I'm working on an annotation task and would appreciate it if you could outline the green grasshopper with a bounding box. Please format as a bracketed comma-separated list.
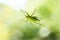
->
[20, 9, 42, 25]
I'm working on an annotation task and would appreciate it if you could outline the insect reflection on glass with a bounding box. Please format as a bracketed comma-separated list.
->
[20, 9, 42, 25]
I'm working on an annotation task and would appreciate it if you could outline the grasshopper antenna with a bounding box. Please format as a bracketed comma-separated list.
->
[31, 8, 36, 16]
[20, 9, 29, 16]
[20, 9, 26, 16]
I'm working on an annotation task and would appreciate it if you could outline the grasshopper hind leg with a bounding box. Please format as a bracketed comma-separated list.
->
[34, 21, 44, 26]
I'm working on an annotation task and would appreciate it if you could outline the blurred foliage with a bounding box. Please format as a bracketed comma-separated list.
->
[0, 0, 60, 40]
[20, 21, 40, 40]
[0, 4, 18, 40]
[9, 21, 40, 40]
[44, 32, 58, 40]
[21, 26, 39, 40]
[38, 5, 52, 18]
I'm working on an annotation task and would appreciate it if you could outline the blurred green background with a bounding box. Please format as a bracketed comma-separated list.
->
[0, 0, 60, 40]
